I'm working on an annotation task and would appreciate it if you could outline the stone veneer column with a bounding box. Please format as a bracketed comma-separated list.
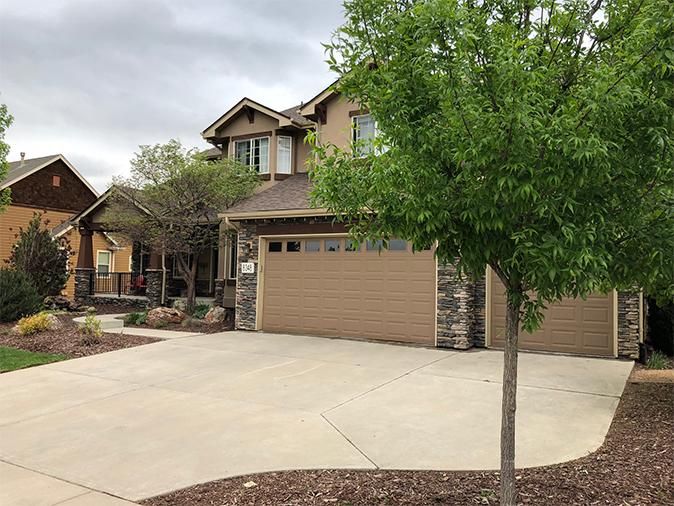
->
[74, 268, 94, 301]
[617, 292, 641, 359]
[471, 275, 486, 347]
[145, 269, 165, 308]
[436, 263, 474, 349]
[214, 279, 225, 307]
[235, 222, 259, 330]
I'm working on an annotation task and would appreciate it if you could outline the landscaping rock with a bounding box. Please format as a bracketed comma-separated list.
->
[44, 295, 81, 312]
[172, 299, 187, 312]
[147, 307, 186, 326]
[204, 306, 226, 324]
[45, 313, 63, 330]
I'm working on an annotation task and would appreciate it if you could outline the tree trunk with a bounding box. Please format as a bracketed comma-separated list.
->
[185, 259, 198, 314]
[500, 295, 521, 506]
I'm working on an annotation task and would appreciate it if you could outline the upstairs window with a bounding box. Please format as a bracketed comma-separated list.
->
[352, 114, 377, 156]
[277, 136, 292, 174]
[52, 175, 61, 187]
[234, 137, 269, 174]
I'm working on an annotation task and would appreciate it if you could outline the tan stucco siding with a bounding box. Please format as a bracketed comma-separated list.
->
[294, 132, 312, 173]
[318, 96, 361, 150]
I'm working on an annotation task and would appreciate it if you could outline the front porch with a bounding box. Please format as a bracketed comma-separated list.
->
[69, 193, 237, 309]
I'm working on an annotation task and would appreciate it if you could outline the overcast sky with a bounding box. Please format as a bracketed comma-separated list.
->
[0, 0, 344, 192]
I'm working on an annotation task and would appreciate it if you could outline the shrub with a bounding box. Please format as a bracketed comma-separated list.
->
[8, 213, 72, 297]
[646, 350, 671, 370]
[79, 314, 103, 345]
[17, 312, 54, 335]
[124, 311, 147, 325]
[192, 304, 211, 319]
[0, 269, 42, 322]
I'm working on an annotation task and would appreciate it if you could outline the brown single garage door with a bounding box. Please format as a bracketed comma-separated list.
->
[489, 270, 614, 356]
[261, 236, 436, 345]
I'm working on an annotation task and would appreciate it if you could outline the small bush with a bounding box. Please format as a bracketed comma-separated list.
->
[17, 312, 53, 335]
[152, 319, 168, 329]
[192, 304, 211, 319]
[124, 311, 148, 325]
[0, 269, 42, 322]
[79, 314, 103, 345]
[646, 350, 671, 370]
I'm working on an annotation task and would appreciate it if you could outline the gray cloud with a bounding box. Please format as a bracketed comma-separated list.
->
[0, 0, 344, 191]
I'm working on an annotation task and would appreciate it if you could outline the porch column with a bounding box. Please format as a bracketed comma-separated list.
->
[145, 249, 165, 308]
[214, 226, 227, 307]
[74, 227, 94, 300]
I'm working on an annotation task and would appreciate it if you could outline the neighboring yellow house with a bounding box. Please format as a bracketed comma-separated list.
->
[0, 153, 131, 297]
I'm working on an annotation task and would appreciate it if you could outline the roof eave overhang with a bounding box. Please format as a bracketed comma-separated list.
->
[219, 208, 333, 221]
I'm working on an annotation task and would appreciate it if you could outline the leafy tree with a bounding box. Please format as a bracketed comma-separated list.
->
[104, 139, 260, 313]
[311, 0, 674, 503]
[0, 103, 13, 212]
[8, 213, 72, 298]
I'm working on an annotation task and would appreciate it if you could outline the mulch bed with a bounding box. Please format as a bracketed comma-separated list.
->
[0, 313, 159, 359]
[143, 377, 674, 506]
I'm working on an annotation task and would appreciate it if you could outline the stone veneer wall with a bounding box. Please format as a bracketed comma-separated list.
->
[235, 221, 259, 330]
[436, 264, 486, 349]
[617, 292, 641, 359]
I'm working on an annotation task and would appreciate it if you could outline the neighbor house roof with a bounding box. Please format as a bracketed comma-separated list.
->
[202, 98, 314, 139]
[2, 153, 99, 196]
[222, 173, 329, 219]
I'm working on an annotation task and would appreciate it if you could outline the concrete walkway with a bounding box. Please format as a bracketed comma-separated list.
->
[72, 313, 204, 339]
[0, 332, 633, 503]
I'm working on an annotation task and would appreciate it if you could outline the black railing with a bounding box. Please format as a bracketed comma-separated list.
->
[91, 272, 146, 297]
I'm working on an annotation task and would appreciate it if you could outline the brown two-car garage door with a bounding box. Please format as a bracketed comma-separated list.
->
[261, 236, 436, 345]
[489, 269, 615, 356]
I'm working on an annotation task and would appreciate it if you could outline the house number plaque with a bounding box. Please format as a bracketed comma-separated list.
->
[240, 262, 255, 274]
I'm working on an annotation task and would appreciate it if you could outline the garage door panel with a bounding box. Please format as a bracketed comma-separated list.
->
[262, 237, 435, 345]
[489, 270, 613, 356]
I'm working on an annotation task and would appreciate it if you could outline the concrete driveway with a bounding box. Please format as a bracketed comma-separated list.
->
[0, 332, 632, 504]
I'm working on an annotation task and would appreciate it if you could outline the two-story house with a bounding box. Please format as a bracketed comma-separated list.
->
[198, 81, 644, 360]
[1, 153, 131, 297]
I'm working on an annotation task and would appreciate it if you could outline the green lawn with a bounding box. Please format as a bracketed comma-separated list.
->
[0, 346, 67, 373]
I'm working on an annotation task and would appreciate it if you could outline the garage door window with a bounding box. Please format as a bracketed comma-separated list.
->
[367, 239, 383, 251]
[305, 240, 321, 252]
[345, 239, 360, 252]
[325, 239, 341, 252]
[268, 241, 282, 252]
[286, 241, 301, 252]
[388, 239, 407, 251]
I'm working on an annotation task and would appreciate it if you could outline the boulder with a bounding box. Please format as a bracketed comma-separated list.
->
[147, 307, 186, 326]
[172, 299, 187, 312]
[45, 313, 63, 330]
[204, 306, 226, 324]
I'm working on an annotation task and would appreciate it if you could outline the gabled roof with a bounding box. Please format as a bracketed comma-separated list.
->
[202, 97, 313, 139]
[2, 153, 99, 196]
[298, 79, 340, 120]
[51, 187, 116, 238]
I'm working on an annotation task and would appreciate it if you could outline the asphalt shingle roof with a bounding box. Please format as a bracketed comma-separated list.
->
[225, 173, 314, 214]
[3, 154, 59, 186]
[280, 105, 314, 127]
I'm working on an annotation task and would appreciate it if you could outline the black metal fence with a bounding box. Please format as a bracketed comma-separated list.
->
[90, 272, 146, 297]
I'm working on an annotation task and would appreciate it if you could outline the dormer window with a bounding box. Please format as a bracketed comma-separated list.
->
[352, 114, 376, 156]
[234, 136, 269, 174]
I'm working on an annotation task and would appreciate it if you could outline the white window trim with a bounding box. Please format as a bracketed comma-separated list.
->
[352, 113, 378, 156]
[276, 135, 293, 174]
[96, 250, 113, 273]
[233, 136, 271, 174]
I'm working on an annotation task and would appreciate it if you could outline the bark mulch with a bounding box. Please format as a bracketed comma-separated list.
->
[0, 313, 159, 359]
[124, 319, 233, 334]
[143, 378, 674, 506]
